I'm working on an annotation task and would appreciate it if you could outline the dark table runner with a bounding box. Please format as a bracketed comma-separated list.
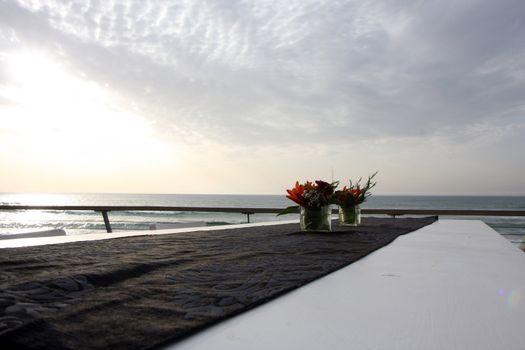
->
[0, 217, 436, 350]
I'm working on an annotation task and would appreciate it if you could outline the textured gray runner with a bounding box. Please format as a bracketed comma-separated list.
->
[0, 216, 436, 350]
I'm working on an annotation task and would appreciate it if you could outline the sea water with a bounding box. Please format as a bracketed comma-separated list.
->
[0, 193, 524, 247]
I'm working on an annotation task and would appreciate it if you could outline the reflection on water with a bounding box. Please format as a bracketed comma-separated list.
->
[0, 193, 72, 206]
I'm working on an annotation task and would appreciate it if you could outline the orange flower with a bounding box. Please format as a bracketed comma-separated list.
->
[283, 180, 337, 210]
[286, 181, 307, 206]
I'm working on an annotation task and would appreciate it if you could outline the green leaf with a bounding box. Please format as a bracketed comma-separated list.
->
[277, 205, 300, 216]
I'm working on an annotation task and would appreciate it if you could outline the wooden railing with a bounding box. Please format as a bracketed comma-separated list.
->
[1, 205, 524, 233]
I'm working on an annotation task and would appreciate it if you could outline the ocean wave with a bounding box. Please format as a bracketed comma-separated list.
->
[207, 221, 236, 226]
[63, 210, 100, 216]
[118, 210, 189, 217]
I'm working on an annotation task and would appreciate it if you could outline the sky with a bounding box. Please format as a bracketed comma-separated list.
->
[0, 0, 524, 195]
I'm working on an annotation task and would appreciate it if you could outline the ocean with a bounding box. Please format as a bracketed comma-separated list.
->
[0, 193, 524, 248]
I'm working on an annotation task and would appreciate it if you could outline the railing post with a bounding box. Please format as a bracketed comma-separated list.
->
[242, 212, 254, 223]
[96, 210, 112, 233]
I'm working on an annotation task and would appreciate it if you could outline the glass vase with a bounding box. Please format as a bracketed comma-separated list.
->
[300, 206, 331, 232]
[338, 205, 361, 226]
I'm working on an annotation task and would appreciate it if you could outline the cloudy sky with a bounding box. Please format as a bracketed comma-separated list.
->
[0, 0, 524, 195]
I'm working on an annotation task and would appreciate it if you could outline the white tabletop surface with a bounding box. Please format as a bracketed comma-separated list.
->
[162, 219, 525, 350]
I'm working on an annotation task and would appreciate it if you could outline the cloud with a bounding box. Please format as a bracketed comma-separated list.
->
[1, 0, 524, 150]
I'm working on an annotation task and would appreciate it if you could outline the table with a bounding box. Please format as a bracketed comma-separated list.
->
[2, 219, 523, 350]
[165, 220, 525, 350]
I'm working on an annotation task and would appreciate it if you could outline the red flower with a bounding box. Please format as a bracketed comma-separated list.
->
[350, 188, 362, 199]
[284, 180, 337, 209]
[286, 181, 307, 206]
[315, 180, 335, 196]
[334, 172, 378, 206]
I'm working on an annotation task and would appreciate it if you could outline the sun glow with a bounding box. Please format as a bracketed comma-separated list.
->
[0, 50, 172, 173]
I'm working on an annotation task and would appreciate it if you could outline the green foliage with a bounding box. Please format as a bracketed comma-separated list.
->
[277, 205, 300, 216]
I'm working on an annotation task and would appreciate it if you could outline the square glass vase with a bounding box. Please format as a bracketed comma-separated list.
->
[300, 206, 331, 232]
[338, 205, 361, 226]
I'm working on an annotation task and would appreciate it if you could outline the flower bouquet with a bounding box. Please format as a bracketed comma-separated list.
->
[332, 171, 378, 226]
[279, 180, 337, 231]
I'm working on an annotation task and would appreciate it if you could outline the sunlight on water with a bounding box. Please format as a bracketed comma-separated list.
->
[1, 193, 72, 206]
[18, 209, 51, 222]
